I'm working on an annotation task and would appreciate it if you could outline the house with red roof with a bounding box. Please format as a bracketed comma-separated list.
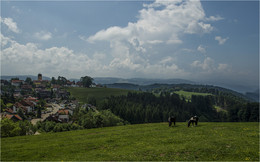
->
[3, 114, 23, 122]
[11, 80, 23, 87]
[20, 99, 35, 113]
[57, 109, 70, 122]
[13, 102, 26, 113]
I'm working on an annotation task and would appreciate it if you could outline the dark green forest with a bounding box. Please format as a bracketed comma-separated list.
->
[100, 92, 259, 124]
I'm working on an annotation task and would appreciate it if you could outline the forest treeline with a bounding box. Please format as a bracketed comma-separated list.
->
[100, 92, 259, 124]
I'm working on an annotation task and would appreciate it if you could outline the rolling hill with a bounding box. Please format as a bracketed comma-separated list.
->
[1, 122, 258, 161]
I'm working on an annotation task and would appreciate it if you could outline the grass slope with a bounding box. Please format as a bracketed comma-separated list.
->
[174, 90, 212, 101]
[1, 122, 259, 161]
[67, 87, 132, 104]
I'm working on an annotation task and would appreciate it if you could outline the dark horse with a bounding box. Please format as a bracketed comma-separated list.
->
[188, 116, 199, 127]
[168, 116, 176, 127]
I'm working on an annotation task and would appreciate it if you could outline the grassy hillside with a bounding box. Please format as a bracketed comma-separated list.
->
[67, 87, 132, 105]
[174, 90, 212, 101]
[1, 122, 259, 161]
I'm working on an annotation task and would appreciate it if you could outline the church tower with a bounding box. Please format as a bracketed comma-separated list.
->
[38, 73, 42, 81]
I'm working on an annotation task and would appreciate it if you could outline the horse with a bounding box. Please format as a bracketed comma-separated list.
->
[168, 116, 176, 127]
[188, 116, 199, 127]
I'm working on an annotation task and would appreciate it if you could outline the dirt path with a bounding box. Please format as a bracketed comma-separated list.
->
[31, 103, 61, 125]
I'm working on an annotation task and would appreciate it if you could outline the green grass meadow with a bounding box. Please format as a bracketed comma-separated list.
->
[174, 90, 212, 101]
[1, 122, 259, 161]
[67, 87, 132, 105]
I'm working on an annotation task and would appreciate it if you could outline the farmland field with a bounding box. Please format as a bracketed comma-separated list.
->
[67, 87, 132, 105]
[1, 122, 259, 161]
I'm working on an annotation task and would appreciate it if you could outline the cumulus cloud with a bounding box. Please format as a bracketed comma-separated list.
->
[83, 0, 224, 78]
[0, 17, 20, 33]
[191, 57, 229, 73]
[87, 0, 218, 46]
[1, 1, 228, 80]
[0, 34, 105, 78]
[215, 36, 229, 45]
[34, 31, 52, 41]
[197, 45, 206, 53]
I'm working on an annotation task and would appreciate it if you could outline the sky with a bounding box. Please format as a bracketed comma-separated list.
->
[1, 0, 259, 91]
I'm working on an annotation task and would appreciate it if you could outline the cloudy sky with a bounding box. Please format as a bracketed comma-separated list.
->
[1, 0, 259, 90]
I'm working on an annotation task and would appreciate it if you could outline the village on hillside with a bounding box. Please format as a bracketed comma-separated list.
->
[0, 74, 97, 125]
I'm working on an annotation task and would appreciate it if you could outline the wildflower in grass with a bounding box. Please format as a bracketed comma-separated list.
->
[245, 157, 250, 161]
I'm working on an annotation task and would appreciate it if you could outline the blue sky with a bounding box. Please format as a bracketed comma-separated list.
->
[1, 0, 259, 91]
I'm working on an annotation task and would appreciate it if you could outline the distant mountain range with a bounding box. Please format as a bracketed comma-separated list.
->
[93, 77, 195, 85]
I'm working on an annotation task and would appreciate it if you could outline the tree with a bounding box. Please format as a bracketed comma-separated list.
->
[37, 106, 42, 118]
[11, 77, 19, 81]
[25, 77, 33, 85]
[57, 76, 67, 85]
[1, 118, 22, 137]
[1, 99, 6, 112]
[51, 77, 56, 84]
[80, 76, 93, 88]
[17, 108, 26, 120]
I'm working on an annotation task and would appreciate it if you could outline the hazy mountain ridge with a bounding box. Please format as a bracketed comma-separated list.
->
[93, 77, 195, 85]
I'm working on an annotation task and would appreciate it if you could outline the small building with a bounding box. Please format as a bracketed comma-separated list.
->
[57, 109, 70, 122]
[3, 114, 23, 122]
[11, 80, 23, 87]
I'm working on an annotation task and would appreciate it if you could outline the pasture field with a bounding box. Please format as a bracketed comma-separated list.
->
[1, 122, 259, 161]
[174, 90, 212, 101]
[67, 87, 132, 105]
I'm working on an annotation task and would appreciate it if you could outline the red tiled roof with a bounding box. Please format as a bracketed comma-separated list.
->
[11, 80, 23, 83]
[26, 97, 39, 102]
[14, 115, 23, 121]
[5, 114, 13, 119]
[14, 102, 24, 108]
[4, 114, 23, 121]
[5, 108, 13, 114]
[58, 109, 69, 115]
[21, 99, 34, 107]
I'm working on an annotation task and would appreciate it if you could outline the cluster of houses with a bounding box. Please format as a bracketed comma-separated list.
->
[45, 101, 78, 123]
[3, 97, 38, 122]
[0, 74, 80, 123]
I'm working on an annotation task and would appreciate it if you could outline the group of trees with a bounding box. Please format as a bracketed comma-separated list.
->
[35, 121, 83, 133]
[99, 92, 216, 124]
[228, 102, 259, 122]
[32, 108, 126, 134]
[51, 76, 68, 85]
[1, 119, 36, 137]
[72, 108, 126, 129]
[50, 75, 93, 87]
[80, 76, 94, 88]
[99, 92, 259, 124]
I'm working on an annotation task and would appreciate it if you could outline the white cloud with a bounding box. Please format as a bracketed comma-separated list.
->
[215, 36, 229, 45]
[191, 57, 215, 72]
[218, 63, 229, 71]
[205, 15, 224, 21]
[1, 1, 228, 81]
[34, 31, 52, 40]
[88, 0, 218, 46]
[0, 35, 103, 78]
[84, 0, 223, 78]
[197, 45, 206, 53]
[79, 35, 88, 42]
[0, 17, 20, 33]
[191, 57, 230, 73]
